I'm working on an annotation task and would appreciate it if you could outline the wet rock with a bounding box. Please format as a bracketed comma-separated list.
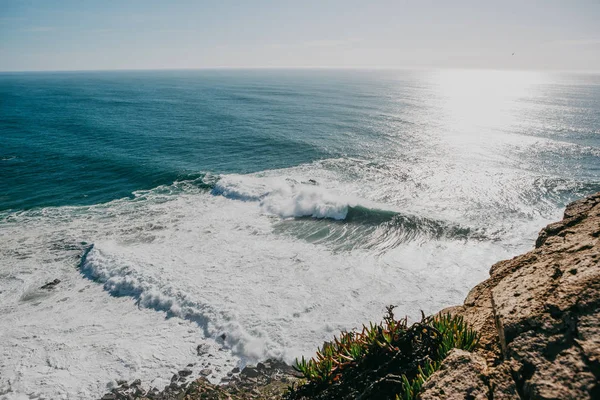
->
[196, 343, 209, 356]
[241, 365, 260, 378]
[40, 279, 60, 290]
[102, 358, 302, 399]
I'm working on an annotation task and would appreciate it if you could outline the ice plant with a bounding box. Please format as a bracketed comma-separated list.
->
[286, 307, 479, 400]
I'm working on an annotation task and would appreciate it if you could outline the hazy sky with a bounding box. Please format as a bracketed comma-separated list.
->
[1, 0, 599, 72]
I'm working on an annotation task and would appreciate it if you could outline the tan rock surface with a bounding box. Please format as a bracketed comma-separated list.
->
[419, 349, 490, 400]
[427, 192, 600, 399]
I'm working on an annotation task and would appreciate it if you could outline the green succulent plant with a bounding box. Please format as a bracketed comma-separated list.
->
[286, 307, 478, 400]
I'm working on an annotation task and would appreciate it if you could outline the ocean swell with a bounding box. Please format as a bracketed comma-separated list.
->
[211, 174, 363, 220]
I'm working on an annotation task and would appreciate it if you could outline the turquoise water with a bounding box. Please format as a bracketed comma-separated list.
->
[3, 69, 597, 212]
[1, 69, 600, 398]
[1, 70, 341, 209]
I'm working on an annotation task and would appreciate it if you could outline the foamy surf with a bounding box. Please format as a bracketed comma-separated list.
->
[0, 165, 541, 399]
[1, 69, 598, 400]
[212, 174, 353, 220]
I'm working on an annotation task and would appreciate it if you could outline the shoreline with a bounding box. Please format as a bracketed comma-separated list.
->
[100, 192, 600, 399]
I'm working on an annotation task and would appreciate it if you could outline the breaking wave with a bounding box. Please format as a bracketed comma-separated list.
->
[78, 244, 281, 362]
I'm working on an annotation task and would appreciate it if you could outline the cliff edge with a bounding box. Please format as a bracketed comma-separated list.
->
[422, 193, 600, 399]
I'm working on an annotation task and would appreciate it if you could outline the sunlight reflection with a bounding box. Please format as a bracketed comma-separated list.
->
[433, 69, 546, 133]
[421, 69, 549, 164]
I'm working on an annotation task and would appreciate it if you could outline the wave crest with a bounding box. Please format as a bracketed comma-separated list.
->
[78, 244, 279, 362]
[212, 175, 352, 219]
[207, 174, 481, 250]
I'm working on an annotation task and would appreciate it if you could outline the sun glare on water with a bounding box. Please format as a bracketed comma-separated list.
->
[433, 69, 545, 133]
[418, 69, 549, 165]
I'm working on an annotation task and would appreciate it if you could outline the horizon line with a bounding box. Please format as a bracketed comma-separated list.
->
[2, 66, 600, 74]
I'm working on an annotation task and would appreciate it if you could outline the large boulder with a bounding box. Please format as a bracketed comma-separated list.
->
[429, 192, 600, 399]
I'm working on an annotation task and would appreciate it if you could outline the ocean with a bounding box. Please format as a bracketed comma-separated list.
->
[1, 69, 599, 399]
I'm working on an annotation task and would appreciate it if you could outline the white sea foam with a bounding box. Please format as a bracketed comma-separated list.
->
[2, 67, 599, 400]
[212, 174, 359, 220]
[0, 157, 572, 399]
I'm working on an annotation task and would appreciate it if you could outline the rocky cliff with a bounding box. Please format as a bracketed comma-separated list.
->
[421, 193, 600, 399]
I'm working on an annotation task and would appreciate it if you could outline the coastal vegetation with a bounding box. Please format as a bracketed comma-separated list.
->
[285, 308, 478, 400]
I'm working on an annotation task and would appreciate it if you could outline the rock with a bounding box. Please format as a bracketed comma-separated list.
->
[100, 394, 116, 400]
[178, 369, 192, 377]
[241, 365, 260, 378]
[102, 358, 301, 400]
[419, 349, 490, 400]
[427, 192, 600, 400]
[232, 366, 240, 373]
[196, 344, 209, 356]
[40, 279, 60, 290]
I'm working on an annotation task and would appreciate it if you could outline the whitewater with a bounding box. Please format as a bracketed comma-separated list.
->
[1, 69, 599, 399]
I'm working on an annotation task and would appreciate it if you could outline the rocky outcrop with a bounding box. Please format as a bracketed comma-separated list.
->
[99, 359, 300, 400]
[423, 192, 600, 399]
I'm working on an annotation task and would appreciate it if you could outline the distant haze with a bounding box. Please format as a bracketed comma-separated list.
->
[1, 0, 599, 72]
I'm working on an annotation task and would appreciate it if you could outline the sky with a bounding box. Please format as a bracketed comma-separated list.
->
[1, 0, 599, 72]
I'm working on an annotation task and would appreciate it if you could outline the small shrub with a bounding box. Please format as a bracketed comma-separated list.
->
[285, 307, 478, 400]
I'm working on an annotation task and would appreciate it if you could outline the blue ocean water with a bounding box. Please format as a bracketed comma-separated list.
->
[1, 69, 599, 398]
[3, 69, 597, 212]
[1, 70, 339, 210]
